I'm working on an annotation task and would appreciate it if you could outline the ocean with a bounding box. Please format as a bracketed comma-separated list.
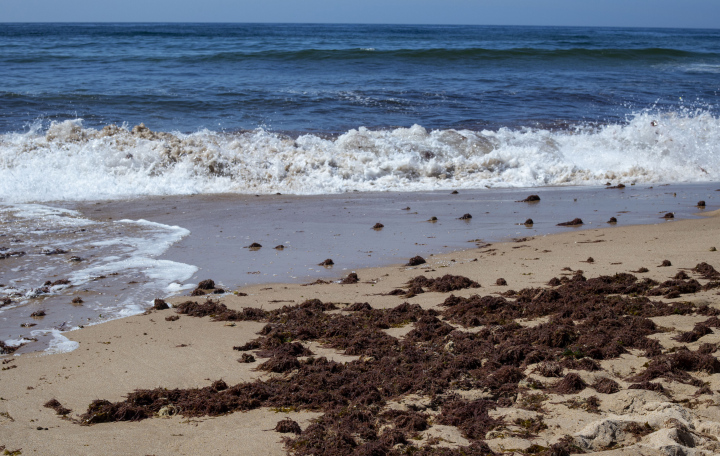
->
[1, 23, 719, 353]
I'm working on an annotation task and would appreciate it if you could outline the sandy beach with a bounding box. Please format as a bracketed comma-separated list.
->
[2, 206, 720, 455]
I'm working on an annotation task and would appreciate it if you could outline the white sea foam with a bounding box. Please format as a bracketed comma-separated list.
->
[30, 329, 79, 354]
[0, 109, 718, 203]
[0, 203, 197, 327]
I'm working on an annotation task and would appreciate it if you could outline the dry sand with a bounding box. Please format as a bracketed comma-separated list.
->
[1, 210, 720, 455]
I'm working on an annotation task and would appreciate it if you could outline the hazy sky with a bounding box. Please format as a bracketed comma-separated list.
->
[2, 0, 719, 28]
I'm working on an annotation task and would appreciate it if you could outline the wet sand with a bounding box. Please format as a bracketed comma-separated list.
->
[65, 183, 718, 288]
[1, 195, 719, 455]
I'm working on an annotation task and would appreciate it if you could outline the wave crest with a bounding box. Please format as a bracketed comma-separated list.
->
[1, 110, 718, 202]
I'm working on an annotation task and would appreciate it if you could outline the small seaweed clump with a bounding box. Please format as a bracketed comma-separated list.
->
[406, 256, 426, 266]
[275, 418, 302, 434]
[341, 273, 359, 284]
[44, 398, 72, 415]
[557, 218, 583, 226]
[406, 274, 480, 293]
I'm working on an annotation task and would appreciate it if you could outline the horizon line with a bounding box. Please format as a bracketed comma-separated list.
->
[1, 22, 718, 31]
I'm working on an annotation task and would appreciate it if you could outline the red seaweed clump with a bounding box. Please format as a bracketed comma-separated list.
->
[406, 256, 426, 266]
[406, 274, 480, 293]
[275, 418, 302, 434]
[340, 273, 359, 284]
[557, 218, 583, 226]
[553, 373, 587, 394]
[44, 398, 72, 415]
[516, 195, 540, 202]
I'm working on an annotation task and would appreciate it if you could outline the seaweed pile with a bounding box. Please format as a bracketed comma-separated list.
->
[76, 266, 720, 456]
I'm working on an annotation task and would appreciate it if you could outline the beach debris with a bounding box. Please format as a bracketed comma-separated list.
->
[458, 213, 472, 220]
[153, 298, 169, 310]
[584, 257, 594, 263]
[631, 267, 649, 273]
[274, 245, 285, 250]
[341, 273, 359, 284]
[274, 418, 302, 434]
[517, 194, 540, 202]
[658, 260, 672, 267]
[76, 268, 720, 454]
[318, 258, 334, 266]
[535, 362, 563, 378]
[165, 315, 180, 322]
[697, 200, 706, 207]
[663, 212, 674, 219]
[0, 250, 26, 260]
[238, 353, 255, 363]
[406, 274, 480, 292]
[372, 223, 384, 230]
[346, 302, 372, 311]
[72, 297, 84, 304]
[554, 373, 587, 394]
[524, 218, 534, 225]
[30, 310, 46, 318]
[42, 248, 68, 255]
[197, 279, 215, 290]
[692, 262, 720, 279]
[496, 278, 507, 286]
[591, 377, 620, 394]
[0, 341, 21, 355]
[606, 183, 625, 189]
[451, 190, 459, 194]
[44, 399, 71, 416]
[557, 218, 583, 226]
[607, 217, 617, 224]
[428, 216, 437, 222]
[401, 206, 411, 210]
[673, 322, 714, 343]
[246, 242, 262, 250]
[69, 256, 84, 262]
[711, 247, 717, 252]
[405, 255, 426, 266]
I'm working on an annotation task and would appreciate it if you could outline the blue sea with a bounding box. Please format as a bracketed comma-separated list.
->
[1, 23, 719, 352]
[1, 23, 720, 199]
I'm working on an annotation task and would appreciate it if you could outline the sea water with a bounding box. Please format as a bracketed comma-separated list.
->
[1, 24, 719, 352]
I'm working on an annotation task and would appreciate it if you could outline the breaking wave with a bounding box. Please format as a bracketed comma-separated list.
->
[0, 109, 718, 202]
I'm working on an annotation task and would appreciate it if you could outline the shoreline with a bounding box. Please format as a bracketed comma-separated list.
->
[1, 182, 718, 353]
[1, 200, 719, 455]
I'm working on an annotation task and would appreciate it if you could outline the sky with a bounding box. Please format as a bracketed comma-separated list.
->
[2, 0, 719, 29]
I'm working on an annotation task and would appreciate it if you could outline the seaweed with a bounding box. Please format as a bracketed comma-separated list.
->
[557, 218, 583, 226]
[629, 347, 720, 386]
[153, 299, 169, 310]
[673, 323, 713, 343]
[407, 275, 480, 293]
[44, 398, 71, 415]
[275, 418, 302, 434]
[591, 378, 620, 394]
[553, 373, 587, 394]
[406, 256, 426, 266]
[346, 302, 372, 311]
[76, 270, 720, 456]
[692, 262, 720, 279]
[341, 273, 359, 284]
[517, 195, 540, 202]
